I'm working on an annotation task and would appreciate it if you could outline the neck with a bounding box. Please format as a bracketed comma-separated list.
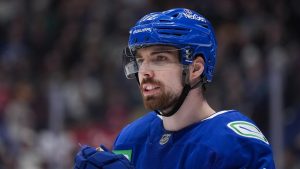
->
[162, 90, 215, 131]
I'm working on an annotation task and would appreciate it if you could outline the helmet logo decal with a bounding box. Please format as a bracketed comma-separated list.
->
[140, 13, 159, 22]
[183, 9, 206, 22]
[131, 28, 152, 34]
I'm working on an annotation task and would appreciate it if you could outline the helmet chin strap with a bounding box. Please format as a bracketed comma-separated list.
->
[154, 84, 191, 117]
[154, 66, 204, 117]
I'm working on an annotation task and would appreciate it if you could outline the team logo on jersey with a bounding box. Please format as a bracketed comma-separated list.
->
[227, 121, 269, 144]
[160, 133, 171, 145]
[113, 149, 132, 161]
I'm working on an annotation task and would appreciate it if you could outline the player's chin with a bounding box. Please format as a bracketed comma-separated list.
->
[143, 95, 155, 105]
[143, 97, 160, 110]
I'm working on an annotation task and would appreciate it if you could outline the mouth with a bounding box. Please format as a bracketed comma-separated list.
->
[142, 83, 160, 97]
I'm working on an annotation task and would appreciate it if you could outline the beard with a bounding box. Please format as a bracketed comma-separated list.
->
[140, 78, 180, 111]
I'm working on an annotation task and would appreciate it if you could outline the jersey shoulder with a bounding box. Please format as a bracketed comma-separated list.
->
[198, 110, 275, 168]
[204, 110, 269, 144]
[114, 111, 158, 145]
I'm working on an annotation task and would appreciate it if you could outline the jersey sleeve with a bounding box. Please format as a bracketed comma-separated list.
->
[214, 134, 276, 169]
[216, 142, 275, 169]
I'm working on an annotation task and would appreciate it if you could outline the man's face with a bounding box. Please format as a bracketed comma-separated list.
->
[136, 45, 183, 111]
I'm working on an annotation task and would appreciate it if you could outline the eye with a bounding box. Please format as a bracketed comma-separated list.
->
[156, 55, 168, 61]
[136, 58, 144, 66]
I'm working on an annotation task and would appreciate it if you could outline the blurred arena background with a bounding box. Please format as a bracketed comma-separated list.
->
[0, 0, 299, 168]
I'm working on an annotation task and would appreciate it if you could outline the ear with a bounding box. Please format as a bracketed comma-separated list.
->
[189, 56, 205, 82]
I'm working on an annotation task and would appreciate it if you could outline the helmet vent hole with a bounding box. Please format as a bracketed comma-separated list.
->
[171, 13, 179, 18]
[202, 24, 209, 28]
[159, 32, 182, 36]
[159, 19, 171, 23]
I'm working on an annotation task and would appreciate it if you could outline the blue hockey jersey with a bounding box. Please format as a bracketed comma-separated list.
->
[113, 110, 275, 169]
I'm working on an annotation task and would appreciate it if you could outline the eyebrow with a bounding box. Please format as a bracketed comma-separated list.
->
[150, 50, 176, 55]
[136, 46, 178, 58]
[152, 46, 177, 52]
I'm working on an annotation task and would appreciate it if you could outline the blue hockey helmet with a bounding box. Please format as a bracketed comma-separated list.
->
[125, 8, 217, 82]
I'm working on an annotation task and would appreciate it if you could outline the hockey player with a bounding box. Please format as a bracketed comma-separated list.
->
[74, 8, 276, 169]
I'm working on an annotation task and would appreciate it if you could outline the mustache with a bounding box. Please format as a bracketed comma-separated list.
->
[140, 78, 161, 85]
[140, 78, 162, 90]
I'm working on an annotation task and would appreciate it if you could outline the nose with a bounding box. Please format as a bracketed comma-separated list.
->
[139, 63, 154, 79]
